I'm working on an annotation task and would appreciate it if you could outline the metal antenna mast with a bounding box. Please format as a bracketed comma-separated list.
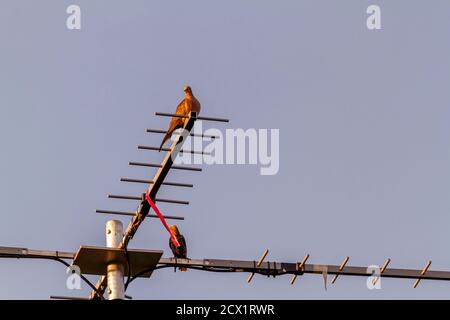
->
[91, 111, 202, 299]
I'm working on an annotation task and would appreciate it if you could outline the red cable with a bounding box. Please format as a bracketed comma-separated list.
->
[145, 189, 181, 248]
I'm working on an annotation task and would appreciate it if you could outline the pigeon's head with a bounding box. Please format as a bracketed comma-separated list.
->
[170, 224, 180, 236]
[184, 85, 193, 95]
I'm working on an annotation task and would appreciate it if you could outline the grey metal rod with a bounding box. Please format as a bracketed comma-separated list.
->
[129, 162, 202, 172]
[96, 210, 185, 220]
[108, 194, 189, 205]
[120, 178, 193, 188]
[146, 129, 219, 139]
[2, 246, 450, 286]
[138, 145, 210, 155]
[108, 195, 141, 200]
[50, 296, 91, 300]
[156, 198, 189, 205]
[155, 112, 229, 123]
[0, 246, 75, 259]
[158, 257, 450, 282]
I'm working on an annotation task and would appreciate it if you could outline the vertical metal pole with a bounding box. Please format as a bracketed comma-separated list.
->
[106, 220, 124, 300]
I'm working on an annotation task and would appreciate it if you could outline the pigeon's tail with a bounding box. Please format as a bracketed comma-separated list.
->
[159, 133, 171, 152]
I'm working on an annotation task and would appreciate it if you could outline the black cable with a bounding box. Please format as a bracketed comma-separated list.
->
[126, 265, 171, 287]
[0, 253, 289, 298]
[124, 263, 287, 290]
[0, 254, 104, 299]
[124, 246, 132, 291]
[51, 257, 104, 298]
[185, 266, 237, 273]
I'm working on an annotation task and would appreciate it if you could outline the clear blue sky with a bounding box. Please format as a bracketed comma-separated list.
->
[1, 0, 450, 299]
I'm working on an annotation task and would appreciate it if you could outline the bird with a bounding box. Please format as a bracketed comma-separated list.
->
[159, 86, 201, 151]
[169, 224, 188, 272]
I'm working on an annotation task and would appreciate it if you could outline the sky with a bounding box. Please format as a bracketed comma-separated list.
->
[1, 0, 450, 299]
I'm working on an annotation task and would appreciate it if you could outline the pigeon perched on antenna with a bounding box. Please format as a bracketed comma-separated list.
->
[169, 225, 188, 272]
[159, 86, 201, 151]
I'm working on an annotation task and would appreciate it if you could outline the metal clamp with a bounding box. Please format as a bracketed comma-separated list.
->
[372, 258, 391, 286]
[413, 260, 432, 288]
[247, 249, 269, 283]
[331, 256, 349, 284]
[290, 254, 310, 285]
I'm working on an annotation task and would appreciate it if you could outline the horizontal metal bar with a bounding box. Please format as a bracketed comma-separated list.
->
[50, 296, 91, 300]
[158, 258, 450, 282]
[155, 112, 229, 123]
[0, 246, 75, 260]
[146, 129, 219, 139]
[120, 178, 193, 188]
[96, 210, 184, 220]
[108, 194, 141, 200]
[138, 145, 210, 155]
[129, 162, 202, 172]
[154, 198, 189, 205]
[197, 115, 230, 123]
[303, 264, 450, 282]
[108, 194, 189, 205]
[2, 246, 450, 284]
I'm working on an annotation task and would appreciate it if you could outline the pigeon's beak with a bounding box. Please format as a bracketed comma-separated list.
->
[183, 86, 188, 92]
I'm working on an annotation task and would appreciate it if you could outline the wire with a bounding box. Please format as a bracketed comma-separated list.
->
[125, 265, 171, 288]
[0, 254, 290, 298]
[0, 254, 104, 300]
[124, 246, 132, 291]
[123, 263, 289, 291]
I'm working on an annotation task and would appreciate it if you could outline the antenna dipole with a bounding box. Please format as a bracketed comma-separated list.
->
[90, 112, 200, 299]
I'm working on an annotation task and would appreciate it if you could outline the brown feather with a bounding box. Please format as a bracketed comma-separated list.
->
[159, 100, 185, 151]
[159, 89, 201, 151]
